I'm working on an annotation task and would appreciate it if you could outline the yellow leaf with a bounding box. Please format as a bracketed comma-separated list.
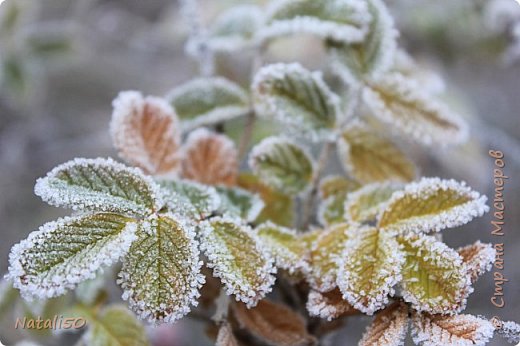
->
[345, 182, 400, 223]
[318, 175, 360, 200]
[338, 122, 416, 183]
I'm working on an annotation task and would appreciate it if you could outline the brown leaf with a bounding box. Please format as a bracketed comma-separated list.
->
[359, 302, 409, 346]
[216, 322, 240, 346]
[411, 312, 495, 346]
[181, 128, 238, 186]
[457, 241, 496, 283]
[232, 300, 316, 346]
[110, 91, 182, 175]
[306, 288, 359, 321]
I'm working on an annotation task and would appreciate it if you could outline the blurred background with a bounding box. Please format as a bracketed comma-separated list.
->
[0, 0, 519, 345]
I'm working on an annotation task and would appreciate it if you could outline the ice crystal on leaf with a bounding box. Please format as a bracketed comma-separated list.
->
[362, 73, 468, 146]
[110, 91, 182, 176]
[118, 214, 204, 324]
[411, 312, 495, 346]
[249, 136, 314, 195]
[317, 176, 360, 226]
[359, 302, 409, 346]
[377, 177, 489, 234]
[181, 128, 239, 186]
[200, 217, 276, 307]
[337, 227, 404, 315]
[307, 288, 358, 321]
[255, 222, 309, 275]
[166, 77, 250, 131]
[261, 0, 370, 44]
[344, 182, 400, 224]
[252, 63, 341, 141]
[215, 185, 265, 222]
[495, 319, 520, 344]
[34, 157, 161, 218]
[8, 213, 137, 300]
[338, 121, 416, 184]
[457, 241, 496, 284]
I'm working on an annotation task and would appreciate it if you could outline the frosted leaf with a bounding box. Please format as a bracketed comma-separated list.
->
[200, 217, 276, 307]
[255, 222, 309, 274]
[330, 0, 397, 83]
[158, 178, 220, 220]
[208, 5, 264, 52]
[377, 177, 489, 234]
[238, 173, 294, 227]
[359, 302, 409, 346]
[337, 227, 404, 315]
[260, 0, 370, 44]
[166, 77, 249, 131]
[216, 185, 264, 222]
[8, 213, 138, 300]
[82, 304, 150, 346]
[457, 241, 496, 284]
[249, 136, 314, 195]
[495, 319, 520, 344]
[363, 73, 468, 146]
[34, 157, 161, 218]
[411, 312, 495, 346]
[181, 128, 239, 186]
[344, 182, 400, 224]
[307, 223, 353, 291]
[392, 50, 446, 96]
[252, 63, 341, 141]
[307, 288, 358, 321]
[233, 299, 316, 346]
[216, 322, 240, 346]
[398, 233, 471, 314]
[118, 214, 204, 324]
[319, 175, 360, 200]
[110, 91, 182, 176]
[338, 122, 416, 184]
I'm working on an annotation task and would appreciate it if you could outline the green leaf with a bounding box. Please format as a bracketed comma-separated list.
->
[307, 223, 352, 291]
[249, 136, 314, 195]
[377, 177, 488, 234]
[262, 0, 370, 44]
[216, 185, 264, 222]
[81, 304, 150, 346]
[118, 214, 203, 324]
[34, 158, 161, 217]
[166, 77, 249, 131]
[318, 193, 348, 226]
[256, 222, 308, 274]
[344, 182, 400, 223]
[158, 178, 220, 219]
[238, 173, 294, 227]
[208, 5, 264, 52]
[330, 0, 397, 82]
[252, 63, 341, 141]
[7, 213, 137, 300]
[200, 217, 276, 307]
[338, 122, 416, 183]
[337, 227, 404, 314]
[363, 73, 468, 146]
[398, 233, 470, 314]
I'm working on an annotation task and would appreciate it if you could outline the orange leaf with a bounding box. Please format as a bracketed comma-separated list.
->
[307, 288, 359, 321]
[110, 91, 182, 175]
[216, 322, 240, 346]
[182, 128, 238, 186]
[359, 302, 409, 346]
[232, 300, 316, 346]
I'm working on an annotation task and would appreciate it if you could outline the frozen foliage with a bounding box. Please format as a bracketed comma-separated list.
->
[8, 213, 138, 300]
[343, 181, 400, 223]
[495, 320, 520, 344]
[359, 303, 409, 346]
[306, 289, 357, 321]
[261, 0, 371, 44]
[378, 177, 489, 234]
[199, 217, 276, 307]
[34, 157, 162, 217]
[166, 77, 250, 131]
[215, 186, 265, 222]
[457, 241, 496, 284]
[110, 91, 182, 176]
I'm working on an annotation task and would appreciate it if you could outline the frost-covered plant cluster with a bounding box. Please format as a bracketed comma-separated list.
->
[2, 0, 520, 345]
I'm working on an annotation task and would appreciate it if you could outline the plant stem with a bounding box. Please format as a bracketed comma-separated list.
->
[301, 141, 334, 229]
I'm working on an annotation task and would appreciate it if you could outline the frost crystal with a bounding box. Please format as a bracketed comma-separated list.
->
[118, 214, 204, 324]
[110, 91, 182, 176]
[306, 288, 358, 321]
[34, 157, 162, 218]
[495, 319, 520, 344]
[216, 185, 265, 222]
[359, 302, 409, 346]
[457, 241, 496, 283]
[181, 128, 239, 186]
[199, 216, 276, 308]
[8, 213, 138, 300]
